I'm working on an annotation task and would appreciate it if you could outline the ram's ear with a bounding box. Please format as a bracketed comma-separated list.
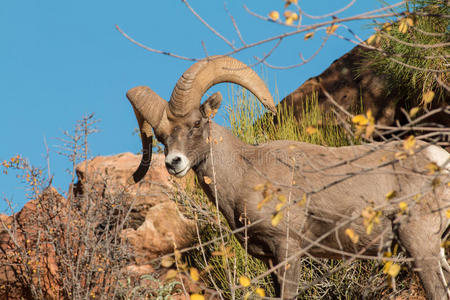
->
[200, 92, 222, 118]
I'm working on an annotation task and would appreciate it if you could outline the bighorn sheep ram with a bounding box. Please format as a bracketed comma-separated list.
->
[125, 56, 450, 299]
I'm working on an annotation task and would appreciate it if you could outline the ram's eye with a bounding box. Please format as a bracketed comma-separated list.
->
[193, 120, 201, 128]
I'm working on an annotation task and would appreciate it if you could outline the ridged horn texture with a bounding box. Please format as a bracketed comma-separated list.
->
[169, 56, 276, 117]
[126, 86, 168, 184]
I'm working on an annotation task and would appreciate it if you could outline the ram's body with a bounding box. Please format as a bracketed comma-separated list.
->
[195, 121, 450, 299]
[125, 56, 450, 299]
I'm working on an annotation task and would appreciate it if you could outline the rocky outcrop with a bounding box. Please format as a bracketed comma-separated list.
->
[74, 152, 197, 260]
[0, 153, 198, 299]
[279, 45, 449, 129]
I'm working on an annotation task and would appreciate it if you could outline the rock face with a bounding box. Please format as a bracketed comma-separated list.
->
[74, 152, 196, 261]
[0, 153, 198, 299]
[278, 45, 449, 129]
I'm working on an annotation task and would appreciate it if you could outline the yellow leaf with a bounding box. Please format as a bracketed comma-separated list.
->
[403, 135, 416, 154]
[383, 22, 392, 31]
[165, 269, 178, 280]
[253, 183, 265, 191]
[426, 162, 440, 175]
[190, 294, 205, 300]
[203, 176, 212, 184]
[239, 275, 251, 287]
[268, 11, 279, 21]
[278, 194, 287, 203]
[285, 17, 294, 25]
[383, 261, 392, 274]
[284, 11, 298, 21]
[304, 32, 315, 40]
[367, 34, 377, 45]
[406, 17, 414, 26]
[385, 190, 397, 200]
[271, 212, 283, 226]
[284, 0, 298, 8]
[398, 19, 408, 33]
[345, 228, 359, 244]
[399, 201, 408, 213]
[387, 263, 401, 277]
[275, 202, 284, 212]
[298, 193, 307, 206]
[161, 256, 174, 268]
[306, 126, 318, 135]
[255, 287, 265, 297]
[190, 268, 200, 281]
[326, 24, 338, 34]
[366, 222, 374, 235]
[446, 209, 450, 219]
[409, 107, 419, 118]
[395, 151, 407, 160]
[423, 90, 435, 104]
[257, 194, 272, 210]
[352, 114, 368, 125]
[413, 193, 422, 202]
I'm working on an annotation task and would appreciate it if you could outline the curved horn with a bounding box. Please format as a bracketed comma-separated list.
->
[126, 86, 168, 184]
[169, 56, 276, 117]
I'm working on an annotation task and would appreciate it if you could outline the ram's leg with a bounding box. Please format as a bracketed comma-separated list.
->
[272, 241, 301, 299]
[398, 216, 449, 300]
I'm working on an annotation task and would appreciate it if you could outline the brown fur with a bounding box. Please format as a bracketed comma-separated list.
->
[153, 95, 449, 299]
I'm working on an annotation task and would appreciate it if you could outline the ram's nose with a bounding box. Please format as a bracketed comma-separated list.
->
[165, 151, 190, 177]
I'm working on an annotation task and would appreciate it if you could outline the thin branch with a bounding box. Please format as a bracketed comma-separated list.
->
[388, 56, 449, 73]
[181, 0, 235, 50]
[115, 25, 199, 61]
[224, 2, 246, 46]
[260, 34, 329, 70]
[298, 0, 357, 19]
[380, 31, 450, 49]
[434, 73, 450, 92]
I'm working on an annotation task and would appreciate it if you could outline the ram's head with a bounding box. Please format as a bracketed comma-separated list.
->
[126, 56, 276, 184]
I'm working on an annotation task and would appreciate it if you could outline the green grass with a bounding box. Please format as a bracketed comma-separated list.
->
[227, 86, 351, 147]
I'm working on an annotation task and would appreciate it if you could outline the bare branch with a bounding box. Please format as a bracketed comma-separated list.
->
[298, 0, 357, 19]
[224, 2, 246, 46]
[181, 0, 235, 50]
[115, 25, 199, 61]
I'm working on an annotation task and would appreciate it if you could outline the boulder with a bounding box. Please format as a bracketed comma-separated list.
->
[278, 45, 449, 130]
[75, 152, 196, 255]
[122, 200, 196, 263]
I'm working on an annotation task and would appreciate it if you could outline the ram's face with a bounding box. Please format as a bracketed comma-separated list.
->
[125, 56, 275, 184]
[155, 93, 222, 177]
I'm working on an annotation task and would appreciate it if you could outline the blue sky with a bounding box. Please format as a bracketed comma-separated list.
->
[0, 0, 395, 212]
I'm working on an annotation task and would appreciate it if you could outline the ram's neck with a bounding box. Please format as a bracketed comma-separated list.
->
[193, 121, 252, 226]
